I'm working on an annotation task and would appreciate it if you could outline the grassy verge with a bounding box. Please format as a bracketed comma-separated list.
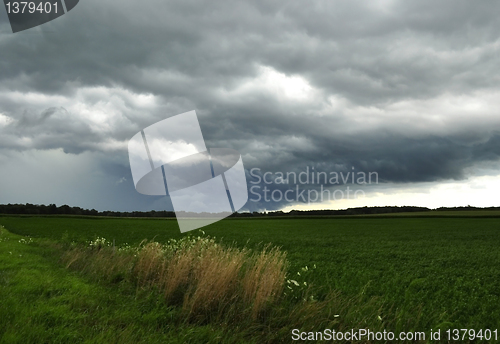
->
[1, 225, 253, 343]
[61, 234, 288, 324]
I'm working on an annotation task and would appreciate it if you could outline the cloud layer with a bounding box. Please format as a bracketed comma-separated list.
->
[1, 0, 500, 211]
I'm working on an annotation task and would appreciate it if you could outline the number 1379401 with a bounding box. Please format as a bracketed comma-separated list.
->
[5, 2, 58, 14]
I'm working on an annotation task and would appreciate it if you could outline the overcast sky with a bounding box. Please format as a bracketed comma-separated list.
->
[1, 0, 500, 212]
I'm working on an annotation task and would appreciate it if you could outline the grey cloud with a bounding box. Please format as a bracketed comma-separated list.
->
[16, 106, 59, 127]
[1, 0, 500, 210]
[1, 0, 500, 100]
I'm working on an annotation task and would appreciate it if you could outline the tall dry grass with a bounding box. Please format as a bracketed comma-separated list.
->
[62, 234, 288, 322]
[59, 233, 416, 341]
[242, 245, 287, 319]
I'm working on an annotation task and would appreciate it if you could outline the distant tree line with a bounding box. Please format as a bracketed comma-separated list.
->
[0, 203, 176, 218]
[0, 203, 498, 218]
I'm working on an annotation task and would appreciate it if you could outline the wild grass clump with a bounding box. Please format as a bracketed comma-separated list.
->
[60, 231, 406, 341]
[242, 245, 287, 319]
[62, 232, 288, 323]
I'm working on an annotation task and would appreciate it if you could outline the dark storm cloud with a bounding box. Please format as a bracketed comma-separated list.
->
[1, 0, 500, 210]
[237, 131, 500, 211]
[2, 0, 499, 100]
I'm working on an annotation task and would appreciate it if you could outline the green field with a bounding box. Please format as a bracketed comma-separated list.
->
[1, 214, 500, 343]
